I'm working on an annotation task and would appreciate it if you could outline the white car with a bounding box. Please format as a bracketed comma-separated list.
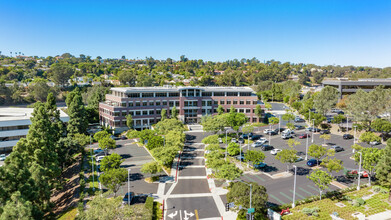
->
[231, 138, 237, 143]
[263, 129, 272, 134]
[281, 133, 292, 139]
[96, 155, 105, 163]
[218, 138, 223, 143]
[0, 155, 5, 161]
[270, 149, 282, 155]
[251, 141, 263, 147]
[370, 141, 381, 145]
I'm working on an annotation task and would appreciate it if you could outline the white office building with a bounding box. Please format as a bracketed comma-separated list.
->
[0, 108, 69, 152]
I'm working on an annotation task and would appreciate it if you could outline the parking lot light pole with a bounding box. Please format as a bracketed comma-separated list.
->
[292, 165, 297, 208]
[279, 115, 281, 134]
[305, 131, 309, 160]
[346, 116, 349, 133]
[128, 168, 131, 205]
[269, 125, 271, 145]
[240, 181, 253, 219]
[357, 152, 362, 191]
[312, 119, 315, 143]
[91, 149, 95, 191]
[353, 126, 357, 153]
[248, 134, 250, 151]
[239, 142, 242, 167]
[225, 130, 228, 161]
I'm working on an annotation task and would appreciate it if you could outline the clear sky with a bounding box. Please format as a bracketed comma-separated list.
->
[0, 0, 390, 67]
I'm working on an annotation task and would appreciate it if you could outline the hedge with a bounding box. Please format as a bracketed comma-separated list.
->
[144, 197, 154, 220]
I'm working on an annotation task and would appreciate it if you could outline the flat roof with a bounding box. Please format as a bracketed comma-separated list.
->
[323, 78, 391, 85]
[111, 86, 255, 93]
[0, 107, 69, 126]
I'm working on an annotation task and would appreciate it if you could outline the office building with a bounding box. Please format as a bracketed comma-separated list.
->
[322, 78, 391, 97]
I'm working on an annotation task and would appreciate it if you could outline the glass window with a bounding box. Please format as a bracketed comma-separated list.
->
[240, 100, 244, 105]
[156, 93, 167, 97]
[136, 111, 141, 116]
[149, 110, 154, 115]
[129, 102, 134, 107]
[227, 92, 238, 96]
[149, 101, 154, 106]
[156, 101, 161, 106]
[239, 109, 244, 113]
[169, 101, 174, 107]
[129, 93, 140, 98]
[163, 101, 167, 106]
[227, 100, 231, 105]
[121, 103, 126, 107]
[142, 93, 154, 97]
[233, 100, 238, 105]
[182, 90, 186, 97]
[220, 100, 225, 105]
[207, 101, 212, 106]
[246, 109, 250, 113]
[253, 118, 257, 123]
[246, 100, 251, 105]
[203, 92, 212, 96]
[143, 110, 148, 115]
[169, 92, 179, 97]
[240, 92, 252, 96]
[253, 100, 257, 105]
[156, 109, 161, 115]
[214, 92, 225, 96]
[135, 102, 141, 107]
[196, 90, 200, 97]
[175, 101, 179, 106]
[143, 101, 147, 106]
[130, 111, 134, 116]
[188, 90, 194, 97]
[214, 101, 218, 105]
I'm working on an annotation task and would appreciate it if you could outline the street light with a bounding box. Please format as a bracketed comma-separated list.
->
[91, 149, 95, 191]
[225, 130, 228, 161]
[278, 115, 281, 134]
[353, 125, 357, 153]
[305, 131, 309, 160]
[240, 181, 253, 219]
[346, 115, 349, 133]
[128, 168, 131, 205]
[292, 165, 297, 208]
[239, 142, 242, 167]
[269, 125, 271, 145]
[312, 119, 315, 143]
[357, 152, 362, 191]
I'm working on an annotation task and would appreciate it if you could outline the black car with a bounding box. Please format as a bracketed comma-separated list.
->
[294, 125, 305, 130]
[320, 130, 330, 134]
[307, 159, 321, 167]
[250, 135, 262, 141]
[294, 118, 306, 123]
[343, 134, 354, 139]
[122, 192, 134, 205]
[261, 145, 274, 151]
[265, 130, 278, 135]
[238, 138, 245, 144]
[241, 133, 253, 139]
[278, 128, 286, 132]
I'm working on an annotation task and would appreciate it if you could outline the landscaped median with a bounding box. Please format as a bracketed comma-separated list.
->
[280, 185, 391, 220]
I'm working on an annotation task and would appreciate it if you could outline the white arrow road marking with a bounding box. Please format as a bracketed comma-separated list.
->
[185, 210, 194, 217]
[167, 211, 178, 219]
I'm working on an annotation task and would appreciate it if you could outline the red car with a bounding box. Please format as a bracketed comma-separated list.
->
[346, 170, 369, 178]
[299, 134, 310, 139]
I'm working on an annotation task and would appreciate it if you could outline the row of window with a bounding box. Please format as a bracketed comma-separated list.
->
[0, 125, 29, 131]
[115, 91, 254, 98]
[113, 99, 257, 108]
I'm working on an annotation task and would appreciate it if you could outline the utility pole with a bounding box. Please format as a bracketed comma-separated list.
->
[357, 152, 362, 191]
[278, 115, 281, 134]
[225, 130, 228, 161]
[91, 148, 95, 191]
[305, 131, 309, 160]
[292, 165, 297, 208]
[128, 168, 131, 205]
[353, 125, 357, 153]
[312, 119, 315, 143]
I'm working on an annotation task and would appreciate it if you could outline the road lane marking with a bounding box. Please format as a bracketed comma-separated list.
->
[269, 194, 285, 204]
[279, 192, 292, 202]
[178, 176, 207, 179]
[195, 209, 199, 220]
[168, 193, 213, 198]
[179, 165, 205, 168]
[242, 175, 258, 183]
[180, 209, 182, 220]
[252, 174, 266, 182]
[289, 190, 305, 199]
[307, 185, 319, 192]
[299, 187, 313, 195]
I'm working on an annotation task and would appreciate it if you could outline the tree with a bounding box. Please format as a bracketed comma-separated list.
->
[227, 182, 268, 215]
[202, 114, 227, 134]
[30, 80, 51, 102]
[118, 71, 136, 86]
[100, 168, 128, 196]
[307, 170, 334, 199]
[141, 161, 162, 179]
[321, 158, 344, 174]
[215, 163, 242, 180]
[354, 147, 382, 186]
[269, 117, 279, 125]
[161, 109, 167, 120]
[311, 113, 327, 127]
[333, 114, 346, 124]
[138, 129, 154, 144]
[276, 149, 297, 171]
[371, 118, 391, 133]
[99, 136, 116, 155]
[151, 146, 178, 166]
[67, 94, 88, 135]
[165, 130, 185, 149]
[100, 153, 124, 172]
[254, 105, 264, 121]
[146, 135, 164, 150]
[241, 123, 254, 135]
[126, 115, 133, 129]
[94, 130, 110, 142]
[245, 150, 265, 165]
[49, 63, 74, 87]
[0, 191, 34, 220]
[376, 140, 391, 201]
[45, 92, 65, 143]
[287, 139, 300, 148]
[359, 132, 381, 145]
[227, 142, 240, 156]
[308, 144, 333, 166]
[227, 107, 247, 137]
[319, 134, 331, 146]
[217, 105, 224, 115]
[313, 86, 339, 115]
[282, 113, 295, 123]
[171, 106, 178, 119]
[154, 119, 184, 135]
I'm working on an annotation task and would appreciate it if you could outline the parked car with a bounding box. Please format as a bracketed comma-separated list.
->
[236, 154, 245, 161]
[251, 141, 263, 148]
[370, 141, 381, 145]
[93, 148, 104, 154]
[277, 128, 286, 132]
[253, 162, 267, 169]
[295, 156, 304, 162]
[250, 135, 262, 141]
[0, 154, 6, 161]
[238, 138, 245, 144]
[306, 127, 320, 132]
[294, 118, 306, 123]
[122, 192, 135, 205]
[296, 151, 305, 156]
[264, 129, 278, 135]
[337, 111, 345, 115]
[218, 138, 223, 143]
[110, 135, 120, 140]
[343, 134, 354, 139]
[231, 138, 237, 143]
[96, 155, 105, 163]
[263, 129, 272, 134]
[298, 133, 310, 139]
[345, 170, 369, 178]
[294, 125, 305, 130]
[281, 133, 292, 139]
[330, 145, 344, 152]
[307, 159, 321, 167]
[270, 149, 282, 155]
[241, 133, 253, 139]
[283, 129, 295, 135]
[261, 145, 274, 151]
[120, 135, 127, 140]
[320, 130, 330, 134]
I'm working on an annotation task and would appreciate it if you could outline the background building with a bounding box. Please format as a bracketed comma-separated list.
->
[99, 86, 263, 133]
[322, 78, 391, 97]
[0, 108, 69, 152]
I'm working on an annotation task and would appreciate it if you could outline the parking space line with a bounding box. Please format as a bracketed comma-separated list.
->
[289, 190, 305, 200]
[242, 175, 258, 183]
[269, 194, 285, 205]
[307, 185, 319, 192]
[279, 192, 292, 202]
[299, 187, 314, 195]
[252, 174, 266, 182]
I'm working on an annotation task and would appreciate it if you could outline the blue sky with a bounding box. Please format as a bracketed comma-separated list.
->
[0, 0, 390, 67]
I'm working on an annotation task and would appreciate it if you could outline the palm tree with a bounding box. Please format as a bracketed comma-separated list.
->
[10, 52, 12, 57]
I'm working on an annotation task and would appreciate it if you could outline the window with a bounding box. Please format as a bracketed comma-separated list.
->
[253, 100, 257, 105]
[143, 119, 149, 125]
[149, 101, 154, 106]
[128, 102, 134, 107]
[239, 109, 244, 113]
[136, 111, 141, 116]
[240, 100, 244, 105]
[121, 111, 127, 116]
[143, 101, 147, 106]
[135, 102, 141, 107]
[220, 100, 225, 105]
[253, 118, 257, 123]
[121, 103, 127, 107]
[156, 110, 161, 115]
[169, 101, 174, 107]
[233, 100, 238, 105]
[240, 92, 252, 96]
[227, 100, 231, 105]
[130, 111, 134, 116]
[214, 108, 217, 113]
[156, 93, 167, 97]
[169, 92, 179, 97]
[227, 92, 238, 96]
[181, 90, 186, 97]
[214, 101, 218, 105]
[185, 101, 197, 107]
[114, 112, 120, 116]
[129, 93, 140, 98]
[203, 92, 212, 97]
[149, 110, 154, 115]
[136, 120, 141, 126]
[175, 101, 179, 106]
[156, 101, 161, 106]
[142, 93, 154, 97]
[246, 109, 250, 113]
[143, 110, 148, 115]
[207, 101, 212, 106]
[214, 92, 225, 96]
[188, 90, 194, 97]
[162, 101, 167, 106]
[196, 90, 200, 97]
[246, 100, 251, 105]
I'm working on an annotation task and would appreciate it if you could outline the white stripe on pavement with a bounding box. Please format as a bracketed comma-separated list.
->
[183, 149, 204, 152]
[178, 176, 207, 179]
[167, 193, 212, 198]
[179, 165, 205, 168]
[181, 156, 204, 159]
[199, 218, 222, 220]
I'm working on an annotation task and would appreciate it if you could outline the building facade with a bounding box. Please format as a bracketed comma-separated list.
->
[322, 78, 391, 97]
[0, 108, 69, 152]
[99, 86, 263, 132]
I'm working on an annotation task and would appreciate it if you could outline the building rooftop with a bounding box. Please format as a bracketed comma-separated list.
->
[0, 108, 69, 126]
[111, 86, 255, 93]
[323, 78, 391, 83]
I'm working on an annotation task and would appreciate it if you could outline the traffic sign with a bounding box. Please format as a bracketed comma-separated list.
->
[248, 208, 255, 214]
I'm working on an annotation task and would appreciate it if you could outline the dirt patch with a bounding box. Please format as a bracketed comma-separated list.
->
[51, 155, 82, 217]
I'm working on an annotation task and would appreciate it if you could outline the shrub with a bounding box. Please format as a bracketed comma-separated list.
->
[146, 135, 164, 150]
[202, 135, 219, 144]
[227, 142, 240, 156]
[372, 185, 381, 192]
[380, 188, 388, 194]
[357, 198, 365, 206]
[126, 129, 139, 139]
[302, 207, 319, 216]
[206, 144, 221, 152]
[144, 197, 154, 220]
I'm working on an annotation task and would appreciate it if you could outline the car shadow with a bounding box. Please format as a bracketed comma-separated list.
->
[129, 173, 143, 181]
[289, 167, 311, 176]
[335, 175, 356, 184]
[263, 166, 278, 173]
[120, 154, 132, 159]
